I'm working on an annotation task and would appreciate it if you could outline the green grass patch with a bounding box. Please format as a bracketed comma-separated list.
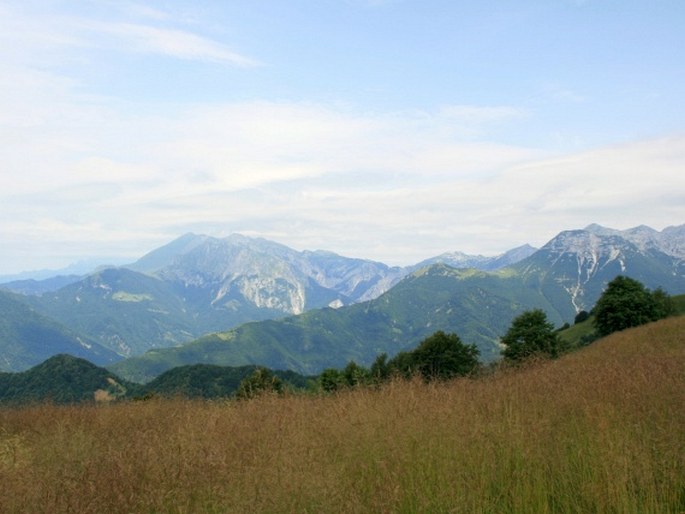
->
[558, 315, 597, 346]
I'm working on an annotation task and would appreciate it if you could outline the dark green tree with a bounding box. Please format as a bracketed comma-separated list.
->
[574, 310, 590, 324]
[593, 276, 670, 337]
[236, 367, 283, 399]
[370, 353, 390, 383]
[319, 368, 344, 392]
[386, 350, 415, 379]
[409, 331, 480, 380]
[501, 309, 561, 362]
[652, 287, 676, 320]
[342, 361, 370, 387]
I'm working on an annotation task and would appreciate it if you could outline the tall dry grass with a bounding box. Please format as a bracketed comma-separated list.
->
[0, 317, 683, 513]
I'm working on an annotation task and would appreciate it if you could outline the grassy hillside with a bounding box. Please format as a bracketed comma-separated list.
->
[1, 316, 682, 513]
[558, 314, 597, 347]
[557, 293, 685, 348]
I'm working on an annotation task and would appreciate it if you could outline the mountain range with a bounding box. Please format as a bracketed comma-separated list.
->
[3, 233, 533, 360]
[1, 223, 684, 377]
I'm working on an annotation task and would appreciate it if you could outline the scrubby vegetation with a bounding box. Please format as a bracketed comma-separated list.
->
[318, 330, 480, 391]
[0, 316, 683, 513]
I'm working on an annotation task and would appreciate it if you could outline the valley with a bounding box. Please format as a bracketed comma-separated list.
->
[1, 223, 684, 378]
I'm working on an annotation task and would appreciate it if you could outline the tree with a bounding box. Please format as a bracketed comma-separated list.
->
[652, 287, 676, 320]
[501, 309, 561, 362]
[319, 368, 344, 392]
[370, 353, 390, 383]
[574, 310, 590, 324]
[593, 276, 667, 337]
[236, 367, 283, 399]
[385, 350, 415, 379]
[409, 331, 480, 380]
[342, 361, 370, 387]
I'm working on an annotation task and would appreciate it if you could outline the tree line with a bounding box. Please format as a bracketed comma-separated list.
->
[238, 275, 676, 396]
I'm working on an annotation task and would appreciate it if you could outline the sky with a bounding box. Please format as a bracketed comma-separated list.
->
[1, 0, 684, 275]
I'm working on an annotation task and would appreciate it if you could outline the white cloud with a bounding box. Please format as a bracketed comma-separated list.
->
[0, 2, 683, 273]
[88, 22, 259, 66]
[1, 73, 683, 271]
[1, 57, 683, 272]
[0, 2, 257, 68]
[0, 94, 537, 270]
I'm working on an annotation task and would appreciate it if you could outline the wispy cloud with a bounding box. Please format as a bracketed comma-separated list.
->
[110, 1, 173, 22]
[0, 1, 682, 273]
[87, 22, 259, 66]
[439, 105, 528, 124]
[0, 1, 258, 67]
[1, 77, 682, 269]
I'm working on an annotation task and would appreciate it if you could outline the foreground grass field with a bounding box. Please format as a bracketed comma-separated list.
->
[1, 317, 683, 513]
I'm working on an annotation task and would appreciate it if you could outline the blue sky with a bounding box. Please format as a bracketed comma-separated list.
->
[1, 0, 684, 274]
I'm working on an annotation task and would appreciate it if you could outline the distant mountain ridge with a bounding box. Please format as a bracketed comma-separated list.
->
[514, 224, 685, 313]
[0, 275, 83, 296]
[411, 244, 537, 272]
[2, 223, 684, 375]
[109, 223, 685, 382]
[1, 234, 538, 362]
[584, 223, 685, 259]
[127, 232, 406, 311]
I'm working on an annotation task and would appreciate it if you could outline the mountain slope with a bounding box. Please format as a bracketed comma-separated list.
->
[129, 233, 405, 311]
[26, 266, 295, 357]
[512, 225, 685, 314]
[12, 234, 535, 365]
[0, 291, 121, 372]
[109, 264, 568, 382]
[26, 267, 201, 357]
[0, 274, 83, 296]
[109, 223, 685, 383]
